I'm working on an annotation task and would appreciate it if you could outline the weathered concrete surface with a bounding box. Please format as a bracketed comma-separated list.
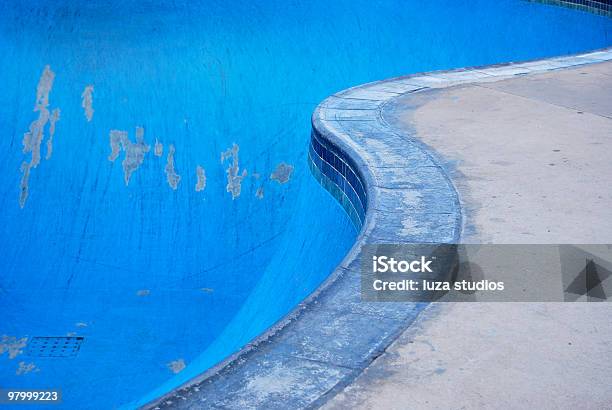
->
[396, 63, 612, 244]
[324, 62, 612, 409]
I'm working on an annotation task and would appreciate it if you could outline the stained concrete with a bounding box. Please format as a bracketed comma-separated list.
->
[324, 61, 612, 409]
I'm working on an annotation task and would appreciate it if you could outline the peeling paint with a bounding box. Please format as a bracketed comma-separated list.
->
[108, 130, 128, 162]
[19, 162, 31, 209]
[168, 359, 186, 374]
[221, 143, 247, 199]
[45, 108, 60, 160]
[195, 165, 206, 192]
[270, 162, 294, 184]
[1, 335, 27, 359]
[16, 361, 39, 376]
[23, 66, 54, 169]
[122, 127, 150, 185]
[19, 65, 60, 208]
[220, 145, 233, 163]
[137, 289, 150, 297]
[75, 322, 88, 328]
[107, 128, 151, 185]
[22, 111, 48, 170]
[165, 144, 180, 190]
[154, 139, 163, 157]
[200, 287, 214, 293]
[81, 85, 94, 121]
[256, 186, 264, 199]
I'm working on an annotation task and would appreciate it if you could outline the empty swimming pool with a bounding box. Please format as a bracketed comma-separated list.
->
[0, 0, 610, 408]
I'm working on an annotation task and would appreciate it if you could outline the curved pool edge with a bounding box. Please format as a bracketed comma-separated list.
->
[142, 46, 612, 410]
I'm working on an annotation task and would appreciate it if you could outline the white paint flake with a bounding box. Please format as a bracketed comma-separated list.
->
[1, 336, 27, 359]
[154, 139, 163, 157]
[19, 65, 60, 208]
[195, 165, 206, 192]
[81, 85, 94, 121]
[165, 144, 181, 190]
[107, 127, 151, 185]
[16, 361, 39, 375]
[221, 143, 247, 199]
[270, 162, 294, 184]
[168, 359, 186, 374]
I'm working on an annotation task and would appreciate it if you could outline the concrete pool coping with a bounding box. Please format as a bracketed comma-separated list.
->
[145, 46, 612, 410]
[324, 59, 612, 409]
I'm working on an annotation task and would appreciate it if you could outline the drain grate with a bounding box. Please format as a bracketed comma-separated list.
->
[26, 337, 84, 358]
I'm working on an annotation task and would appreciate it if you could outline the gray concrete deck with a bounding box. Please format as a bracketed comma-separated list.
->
[324, 61, 612, 409]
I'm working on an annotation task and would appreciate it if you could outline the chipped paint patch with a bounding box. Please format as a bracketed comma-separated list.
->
[256, 186, 264, 199]
[270, 162, 294, 184]
[16, 362, 39, 376]
[165, 144, 181, 190]
[1, 335, 27, 359]
[81, 85, 94, 121]
[137, 289, 150, 297]
[108, 130, 128, 162]
[107, 127, 151, 185]
[45, 108, 60, 160]
[221, 143, 247, 199]
[168, 359, 186, 374]
[75, 322, 87, 328]
[23, 66, 55, 168]
[19, 162, 31, 208]
[123, 127, 150, 185]
[195, 165, 206, 192]
[154, 139, 163, 157]
[19, 65, 60, 208]
[200, 287, 214, 293]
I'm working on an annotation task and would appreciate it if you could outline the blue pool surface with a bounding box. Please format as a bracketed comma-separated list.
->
[0, 0, 610, 408]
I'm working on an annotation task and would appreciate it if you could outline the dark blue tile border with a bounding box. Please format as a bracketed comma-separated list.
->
[308, 131, 366, 228]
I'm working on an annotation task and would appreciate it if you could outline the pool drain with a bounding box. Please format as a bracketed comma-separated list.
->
[26, 337, 84, 358]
